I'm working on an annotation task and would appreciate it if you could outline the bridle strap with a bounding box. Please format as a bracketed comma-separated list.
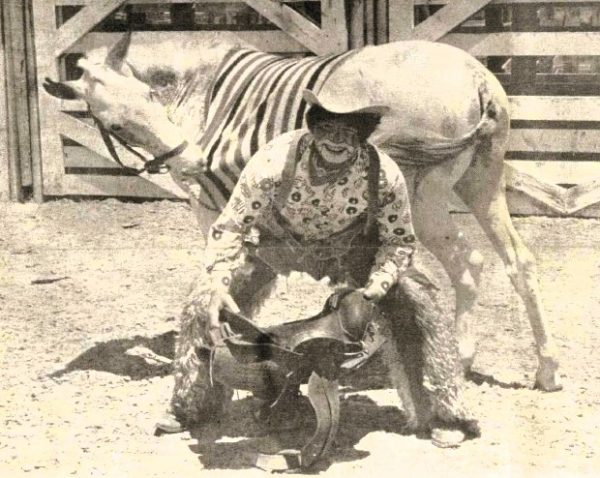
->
[91, 113, 188, 175]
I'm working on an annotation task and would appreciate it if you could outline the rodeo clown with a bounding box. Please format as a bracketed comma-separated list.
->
[157, 89, 479, 448]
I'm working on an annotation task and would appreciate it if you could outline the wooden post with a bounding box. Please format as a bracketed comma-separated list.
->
[348, 0, 364, 49]
[485, 4, 505, 73]
[375, 0, 388, 45]
[25, 0, 43, 202]
[0, 3, 10, 201]
[388, 0, 414, 42]
[3, 1, 24, 201]
[364, 0, 375, 45]
[511, 4, 538, 95]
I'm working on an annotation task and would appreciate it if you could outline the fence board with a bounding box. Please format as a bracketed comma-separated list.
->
[507, 161, 600, 186]
[54, 0, 127, 56]
[407, 0, 492, 42]
[61, 174, 184, 198]
[510, 96, 600, 122]
[509, 129, 600, 154]
[442, 32, 600, 56]
[65, 30, 310, 55]
[388, 1, 414, 41]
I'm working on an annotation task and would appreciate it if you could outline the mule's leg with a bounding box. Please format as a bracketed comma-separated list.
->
[455, 123, 561, 391]
[409, 153, 484, 371]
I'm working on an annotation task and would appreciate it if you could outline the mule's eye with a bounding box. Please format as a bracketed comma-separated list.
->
[110, 124, 122, 132]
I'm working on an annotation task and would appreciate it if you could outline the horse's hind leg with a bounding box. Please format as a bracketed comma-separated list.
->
[455, 118, 561, 392]
[409, 152, 484, 371]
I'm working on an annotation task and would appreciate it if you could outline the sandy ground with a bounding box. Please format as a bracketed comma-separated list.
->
[1, 199, 599, 478]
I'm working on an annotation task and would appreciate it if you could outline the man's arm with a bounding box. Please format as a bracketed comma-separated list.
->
[366, 153, 416, 298]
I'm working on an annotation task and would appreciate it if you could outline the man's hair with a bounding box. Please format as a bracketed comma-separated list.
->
[306, 104, 381, 143]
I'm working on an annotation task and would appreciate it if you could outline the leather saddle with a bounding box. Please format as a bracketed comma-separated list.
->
[216, 289, 387, 471]
[220, 288, 386, 381]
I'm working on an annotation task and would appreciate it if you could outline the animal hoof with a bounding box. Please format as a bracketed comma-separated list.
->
[430, 427, 465, 449]
[534, 357, 562, 392]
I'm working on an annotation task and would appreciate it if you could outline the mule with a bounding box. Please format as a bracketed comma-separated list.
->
[43, 32, 561, 391]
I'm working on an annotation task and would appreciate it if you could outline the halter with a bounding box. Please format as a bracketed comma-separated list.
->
[91, 113, 188, 175]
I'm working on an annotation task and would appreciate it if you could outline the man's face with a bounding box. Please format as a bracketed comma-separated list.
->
[312, 119, 360, 165]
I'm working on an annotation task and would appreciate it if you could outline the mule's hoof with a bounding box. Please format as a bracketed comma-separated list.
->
[533, 380, 563, 393]
[430, 427, 465, 449]
[155, 412, 184, 435]
[534, 358, 563, 392]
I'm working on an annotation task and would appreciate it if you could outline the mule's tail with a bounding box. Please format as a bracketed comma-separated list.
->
[385, 88, 499, 167]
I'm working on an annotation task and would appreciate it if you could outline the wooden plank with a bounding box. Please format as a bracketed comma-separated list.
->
[408, 0, 492, 42]
[442, 32, 600, 56]
[65, 31, 310, 55]
[509, 96, 600, 122]
[320, 0, 348, 50]
[58, 114, 152, 170]
[61, 174, 185, 199]
[509, 129, 600, 154]
[348, 0, 365, 49]
[388, 0, 414, 42]
[566, 179, 600, 215]
[25, 0, 44, 202]
[0, 2, 9, 201]
[507, 161, 600, 186]
[375, 0, 388, 45]
[364, 0, 375, 45]
[243, 0, 345, 54]
[5, 0, 33, 189]
[54, 0, 127, 56]
[32, 0, 67, 194]
[504, 163, 567, 214]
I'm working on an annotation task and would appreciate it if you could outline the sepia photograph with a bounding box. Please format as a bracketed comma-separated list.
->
[1, 1, 598, 476]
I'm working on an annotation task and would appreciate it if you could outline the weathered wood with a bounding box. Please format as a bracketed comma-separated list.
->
[32, 0, 66, 195]
[364, 0, 375, 45]
[408, 0, 492, 42]
[65, 30, 311, 55]
[507, 161, 600, 187]
[320, 0, 348, 50]
[61, 174, 184, 199]
[388, 0, 414, 42]
[566, 179, 600, 215]
[510, 96, 600, 122]
[504, 164, 568, 214]
[375, 0, 388, 45]
[348, 0, 364, 49]
[5, 0, 33, 190]
[442, 32, 600, 56]
[3, 1, 23, 200]
[0, 2, 10, 201]
[509, 129, 600, 154]
[243, 0, 345, 54]
[54, 0, 127, 56]
[25, 0, 44, 202]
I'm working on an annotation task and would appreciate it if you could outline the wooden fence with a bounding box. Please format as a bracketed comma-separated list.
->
[5, 1, 600, 216]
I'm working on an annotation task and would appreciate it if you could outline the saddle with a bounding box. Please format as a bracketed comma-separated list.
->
[217, 289, 386, 470]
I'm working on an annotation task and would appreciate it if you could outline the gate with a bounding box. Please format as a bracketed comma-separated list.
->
[31, 0, 347, 199]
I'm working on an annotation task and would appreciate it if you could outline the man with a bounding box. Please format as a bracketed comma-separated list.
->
[158, 89, 478, 448]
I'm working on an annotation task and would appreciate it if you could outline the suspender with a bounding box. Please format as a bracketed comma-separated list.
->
[273, 134, 380, 235]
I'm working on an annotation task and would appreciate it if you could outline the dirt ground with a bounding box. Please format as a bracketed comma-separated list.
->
[1, 198, 599, 478]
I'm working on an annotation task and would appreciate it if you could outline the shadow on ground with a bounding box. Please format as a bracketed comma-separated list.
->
[49, 330, 177, 379]
[188, 394, 409, 472]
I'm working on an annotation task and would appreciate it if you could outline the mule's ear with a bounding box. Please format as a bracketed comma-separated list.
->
[42, 78, 84, 100]
[105, 31, 132, 71]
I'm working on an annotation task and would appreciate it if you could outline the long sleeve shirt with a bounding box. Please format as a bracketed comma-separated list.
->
[204, 129, 416, 296]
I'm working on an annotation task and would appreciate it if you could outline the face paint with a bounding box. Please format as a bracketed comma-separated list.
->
[312, 120, 360, 165]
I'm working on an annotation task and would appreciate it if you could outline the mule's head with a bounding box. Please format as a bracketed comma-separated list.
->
[44, 33, 188, 157]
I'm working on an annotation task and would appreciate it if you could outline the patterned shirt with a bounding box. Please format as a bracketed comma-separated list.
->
[204, 130, 416, 296]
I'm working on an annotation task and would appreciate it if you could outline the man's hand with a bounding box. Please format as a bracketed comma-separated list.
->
[360, 283, 387, 302]
[206, 291, 240, 346]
